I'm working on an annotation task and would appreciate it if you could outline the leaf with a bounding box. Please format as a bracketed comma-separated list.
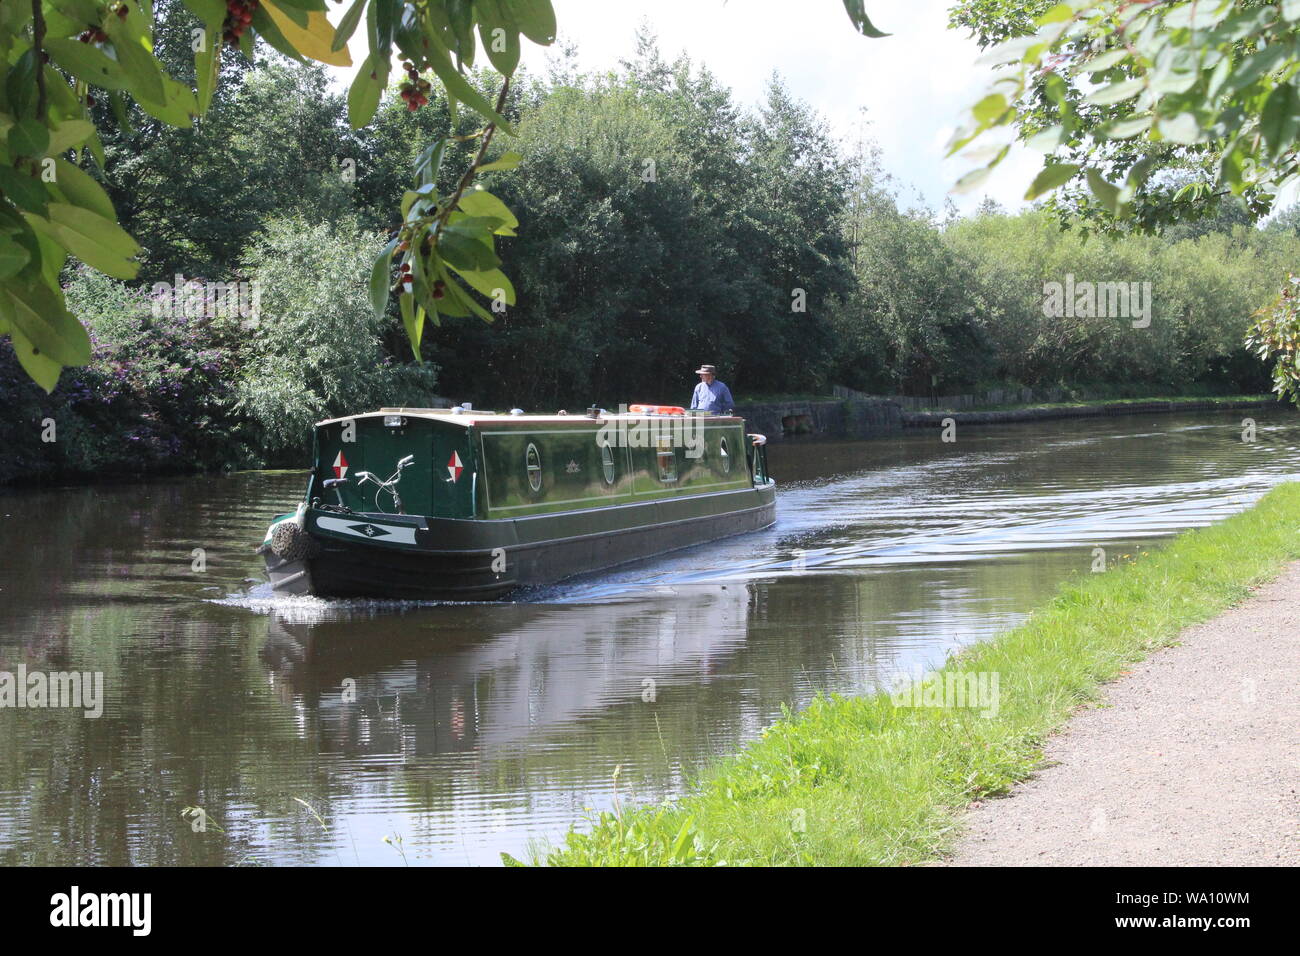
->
[1086, 168, 1120, 213]
[1101, 114, 1153, 140]
[50, 158, 116, 220]
[840, 0, 889, 38]
[0, 236, 30, 280]
[1156, 112, 1200, 145]
[0, 166, 50, 214]
[415, 138, 448, 188]
[370, 236, 398, 319]
[250, 6, 308, 64]
[6, 50, 38, 118]
[439, 269, 495, 323]
[4, 323, 64, 392]
[8, 119, 49, 158]
[975, 34, 1041, 68]
[478, 150, 523, 172]
[348, 52, 387, 129]
[44, 38, 130, 91]
[105, 20, 167, 105]
[47, 119, 95, 155]
[1024, 162, 1079, 200]
[1035, 3, 1073, 26]
[26, 203, 141, 278]
[445, 262, 515, 305]
[32, 228, 66, 287]
[1082, 49, 1129, 74]
[399, 290, 424, 358]
[1024, 124, 1065, 152]
[953, 165, 992, 194]
[180, 0, 228, 24]
[50, 0, 107, 22]
[1084, 78, 1144, 106]
[425, 34, 513, 132]
[438, 226, 498, 272]
[477, 4, 521, 75]
[1260, 82, 1300, 161]
[500, 0, 557, 45]
[1119, 157, 1156, 203]
[196, 25, 221, 114]
[332, 0, 367, 51]
[0, 279, 92, 368]
[262, 4, 352, 66]
[972, 93, 1007, 125]
[458, 187, 519, 233]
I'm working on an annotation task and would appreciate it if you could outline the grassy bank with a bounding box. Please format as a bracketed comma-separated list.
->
[529, 482, 1300, 866]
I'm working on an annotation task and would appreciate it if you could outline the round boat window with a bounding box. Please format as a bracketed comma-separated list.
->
[601, 443, 616, 484]
[526, 443, 542, 492]
[720, 436, 731, 473]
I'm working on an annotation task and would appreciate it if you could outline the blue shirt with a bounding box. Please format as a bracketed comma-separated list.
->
[691, 379, 734, 413]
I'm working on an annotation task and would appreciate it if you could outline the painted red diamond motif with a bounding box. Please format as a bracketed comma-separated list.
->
[332, 450, 349, 479]
[447, 451, 463, 482]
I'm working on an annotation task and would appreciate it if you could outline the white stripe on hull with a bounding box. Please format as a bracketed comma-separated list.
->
[315, 516, 419, 544]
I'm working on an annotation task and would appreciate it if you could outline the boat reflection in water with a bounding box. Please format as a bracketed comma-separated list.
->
[260, 584, 752, 759]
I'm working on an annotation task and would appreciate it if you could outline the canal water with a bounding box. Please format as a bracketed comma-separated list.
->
[1, 408, 1297, 865]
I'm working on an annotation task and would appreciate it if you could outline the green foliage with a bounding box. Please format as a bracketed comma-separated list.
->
[0, 219, 441, 481]
[0, 265, 248, 483]
[940, 207, 1296, 393]
[233, 216, 441, 457]
[1245, 274, 1300, 405]
[828, 184, 1294, 399]
[104, 58, 357, 283]
[832, 181, 988, 394]
[2, 1, 889, 392]
[420, 47, 854, 409]
[538, 481, 1300, 866]
[0, 0, 563, 392]
[951, 0, 1300, 234]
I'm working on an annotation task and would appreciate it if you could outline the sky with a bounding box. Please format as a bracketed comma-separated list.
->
[330, 0, 1042, 217]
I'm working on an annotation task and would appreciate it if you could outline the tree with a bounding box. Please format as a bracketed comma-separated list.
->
[950, 0, 1300, 404]
[0, 0, 889, 393]
[233, 216, 440, 456]
[0, 0, 561, 393]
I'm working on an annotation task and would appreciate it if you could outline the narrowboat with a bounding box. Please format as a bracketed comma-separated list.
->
[258, 405, 775, 600]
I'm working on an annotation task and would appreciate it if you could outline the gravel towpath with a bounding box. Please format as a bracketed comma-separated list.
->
[945, 562, 1300, 866]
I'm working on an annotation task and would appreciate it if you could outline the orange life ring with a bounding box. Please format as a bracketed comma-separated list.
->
[628, 404, 687, 415]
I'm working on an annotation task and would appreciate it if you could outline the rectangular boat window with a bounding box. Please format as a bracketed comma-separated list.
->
[384, 415, 406, 427]
[656, 441, 677, 483]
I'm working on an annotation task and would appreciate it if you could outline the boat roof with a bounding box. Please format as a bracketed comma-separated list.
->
[315, 407, 744, 427]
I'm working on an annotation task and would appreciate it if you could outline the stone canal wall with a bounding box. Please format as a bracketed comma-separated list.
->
[733, 398, 903, 442]
[901, 397, 1279, 428]
[735, 395, 1281, 442]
